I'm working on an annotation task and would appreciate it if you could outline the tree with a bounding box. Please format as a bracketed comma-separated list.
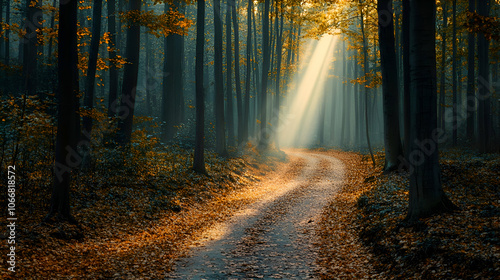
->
[115, 0, 142, 145]
[406, 0, 456, 221]
[242, 0, 253, 144]
[439, 0, 447, 132]
[83, 0, 103, 137]
[477, 0, 494, 153]
[46, 0, 80, 223]
[402, 0, 410, 159]
[452, 0, 458, 146]
[466, 0, 476, 141]
[378, 0, 404, 172]
[193, 0, 207, 174]
[232, 0, 243, 146]
[226, 0, 235, 147]
[359, 0, 375, 167]
[258, 0, 271, 150]
[107, 0, 119, 117]
[213, 0, 227, 156]
[162, 0, 185, 142]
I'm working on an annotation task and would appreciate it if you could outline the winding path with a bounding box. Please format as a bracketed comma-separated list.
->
[167, 150, 345, 279]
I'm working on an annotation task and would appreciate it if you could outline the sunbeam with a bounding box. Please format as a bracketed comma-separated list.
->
[278, 35, 338, 148]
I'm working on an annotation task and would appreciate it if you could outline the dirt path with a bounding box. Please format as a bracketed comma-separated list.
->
[167, 150, 344, 279]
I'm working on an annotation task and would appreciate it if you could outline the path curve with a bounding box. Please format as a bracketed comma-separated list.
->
[167, 150, 345, 279]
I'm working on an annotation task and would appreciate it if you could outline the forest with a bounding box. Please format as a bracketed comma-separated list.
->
[0, 0, 499, 278]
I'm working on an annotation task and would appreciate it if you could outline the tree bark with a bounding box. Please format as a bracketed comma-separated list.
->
[83, 0, 103, 137]
[193, 0, 207, 174]
[213, 0, 227, 156]
[232, 0, 243, 146]
[46, 0, 80, 223]
[439, 1, 447, 132]
[359, 1, 375, 167]
[107, 0, 118, 117]
[403, 0, 410, 160]
[242, 0, 252, 144]
[466, 0, 476, 141]
[378, 0, 404, 172]
[477, 0, 494, 153]
[452, 0, 458, 145]
[226, 1, 235, 147]
[406, 0, 456, 222]
[4, 0, 10, 64]
[115, 0, 141, 145]
[258, 0, 271, 149]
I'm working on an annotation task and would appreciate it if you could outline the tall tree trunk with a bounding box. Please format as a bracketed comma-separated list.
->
[466, 0, 476, 141]
[144, 4, 151, 115]
[359, 2, 375, 167]
[0, 0, 4, 59]
[162, 1, 184, 141]
[258, 0, 271, 149]
[214, 0, 227, 156]
[47, 0, 57, 60]
[115, 0, 141, 145]
[439, 1, 447, 132]
[193, 0, 207, 174]
[232, 0, 243, 146]
[402, 0, 410, 162]
[23, 0, 38, 96]
[477, 0, 494, 153]
[452, 0, 458, 145]
[406, 0, 456, 222]
[242, 0, 252, 144]
[378, 0, 404, 172]
[226, 1, 235, 147]
[274, 2, 284, 149]
[107, 0, 118, 117]
[46, 0, 80, 223]
[340, 39, 347, 146]
[83, 0, 103, 137]
[4, 0, 10, 64]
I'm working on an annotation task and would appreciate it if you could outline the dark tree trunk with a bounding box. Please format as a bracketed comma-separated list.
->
[232, 0, 243, 146]
[439, 1, 447, 132]
[378, 0, 404, 172]
[466, 0, 476, 141]
[4, 0, 10, 64]
[193, 0, 207, 174]
[23, 0, 39, 96]
[46, 0, 80, 223]
[340, 39, 347, 146]
[115, 0, 141, 145]
[274, 2, 284, 149]
[359, 2, 375, 167]
[0, 0, 4, 58]
[226, 1, 235, 147]
[477, 0, 494, 153]
[403, 0, 410, 161]
[452, 0, 458, 145]
[242, 0, 252, 144]
[406, 0, 456, 222]
[83, 0, 103, 137]
[107, 0, 118, 117]
[162, 1, 184, 141]
[47, 0, 57, 60]
[214, 0, 227, 156]
[258, 0, 271, 149]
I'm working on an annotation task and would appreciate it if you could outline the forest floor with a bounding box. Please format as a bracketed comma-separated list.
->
[1, 147, 498, 279]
